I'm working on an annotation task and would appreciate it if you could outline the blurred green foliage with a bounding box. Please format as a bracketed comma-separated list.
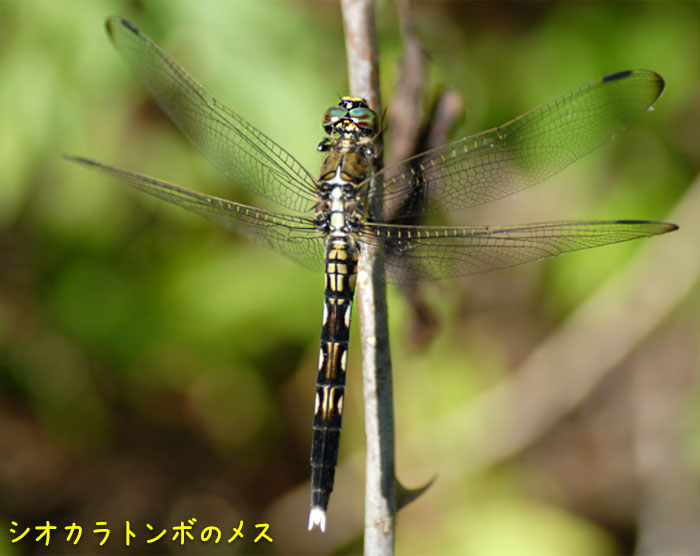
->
[0, 1, 697, 555]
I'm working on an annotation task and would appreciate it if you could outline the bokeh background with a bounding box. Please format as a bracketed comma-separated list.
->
[1, 1, 698, 554]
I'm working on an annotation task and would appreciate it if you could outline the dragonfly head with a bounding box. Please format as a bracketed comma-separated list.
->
[323, 96, 378, 138]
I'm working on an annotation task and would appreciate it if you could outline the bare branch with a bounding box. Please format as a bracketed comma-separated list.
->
[341, 0, 395, 554]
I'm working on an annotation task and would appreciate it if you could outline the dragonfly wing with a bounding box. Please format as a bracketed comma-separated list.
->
[359, 220, 677, 283]
[375, 70, 665, 220]
[66, 155, 325, 272]
[105, 17, 318, 214]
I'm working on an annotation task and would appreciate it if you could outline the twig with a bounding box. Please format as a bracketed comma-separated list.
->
[340, 0, 395, 554]
[386, 0, 426, 165]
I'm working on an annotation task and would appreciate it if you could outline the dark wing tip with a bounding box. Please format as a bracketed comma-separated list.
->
[603, 69, 633, 83]
[63, 154, 98, 168]
[62, 153, 82, 163]
[105, 16, 140, 41]
[602, 69, 666, 102]
[615, 220, 678, 234]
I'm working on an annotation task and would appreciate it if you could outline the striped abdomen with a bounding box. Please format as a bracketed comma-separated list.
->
[308, 239, 358, 531]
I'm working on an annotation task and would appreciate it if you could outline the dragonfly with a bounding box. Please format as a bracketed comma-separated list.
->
[66, 16, 677, 532]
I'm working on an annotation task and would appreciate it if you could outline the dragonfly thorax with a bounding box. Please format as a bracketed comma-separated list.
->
[314, 159, 366, 238]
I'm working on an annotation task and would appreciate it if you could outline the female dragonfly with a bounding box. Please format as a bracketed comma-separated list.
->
[66, 17, 677, 532]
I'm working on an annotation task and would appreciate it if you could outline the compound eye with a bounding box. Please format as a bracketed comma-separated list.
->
[323, 106, 348, 126]
[348, 107, 378, 134]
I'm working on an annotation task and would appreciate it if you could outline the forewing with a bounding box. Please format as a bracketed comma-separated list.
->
[375, 70, 665, 220]
[359, 220, 677, 283]
[66, 155, 325, 272]
[105, 17, 318, 214]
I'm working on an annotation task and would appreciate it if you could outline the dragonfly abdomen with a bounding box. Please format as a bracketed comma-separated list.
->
[309, 238, 358, 531]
